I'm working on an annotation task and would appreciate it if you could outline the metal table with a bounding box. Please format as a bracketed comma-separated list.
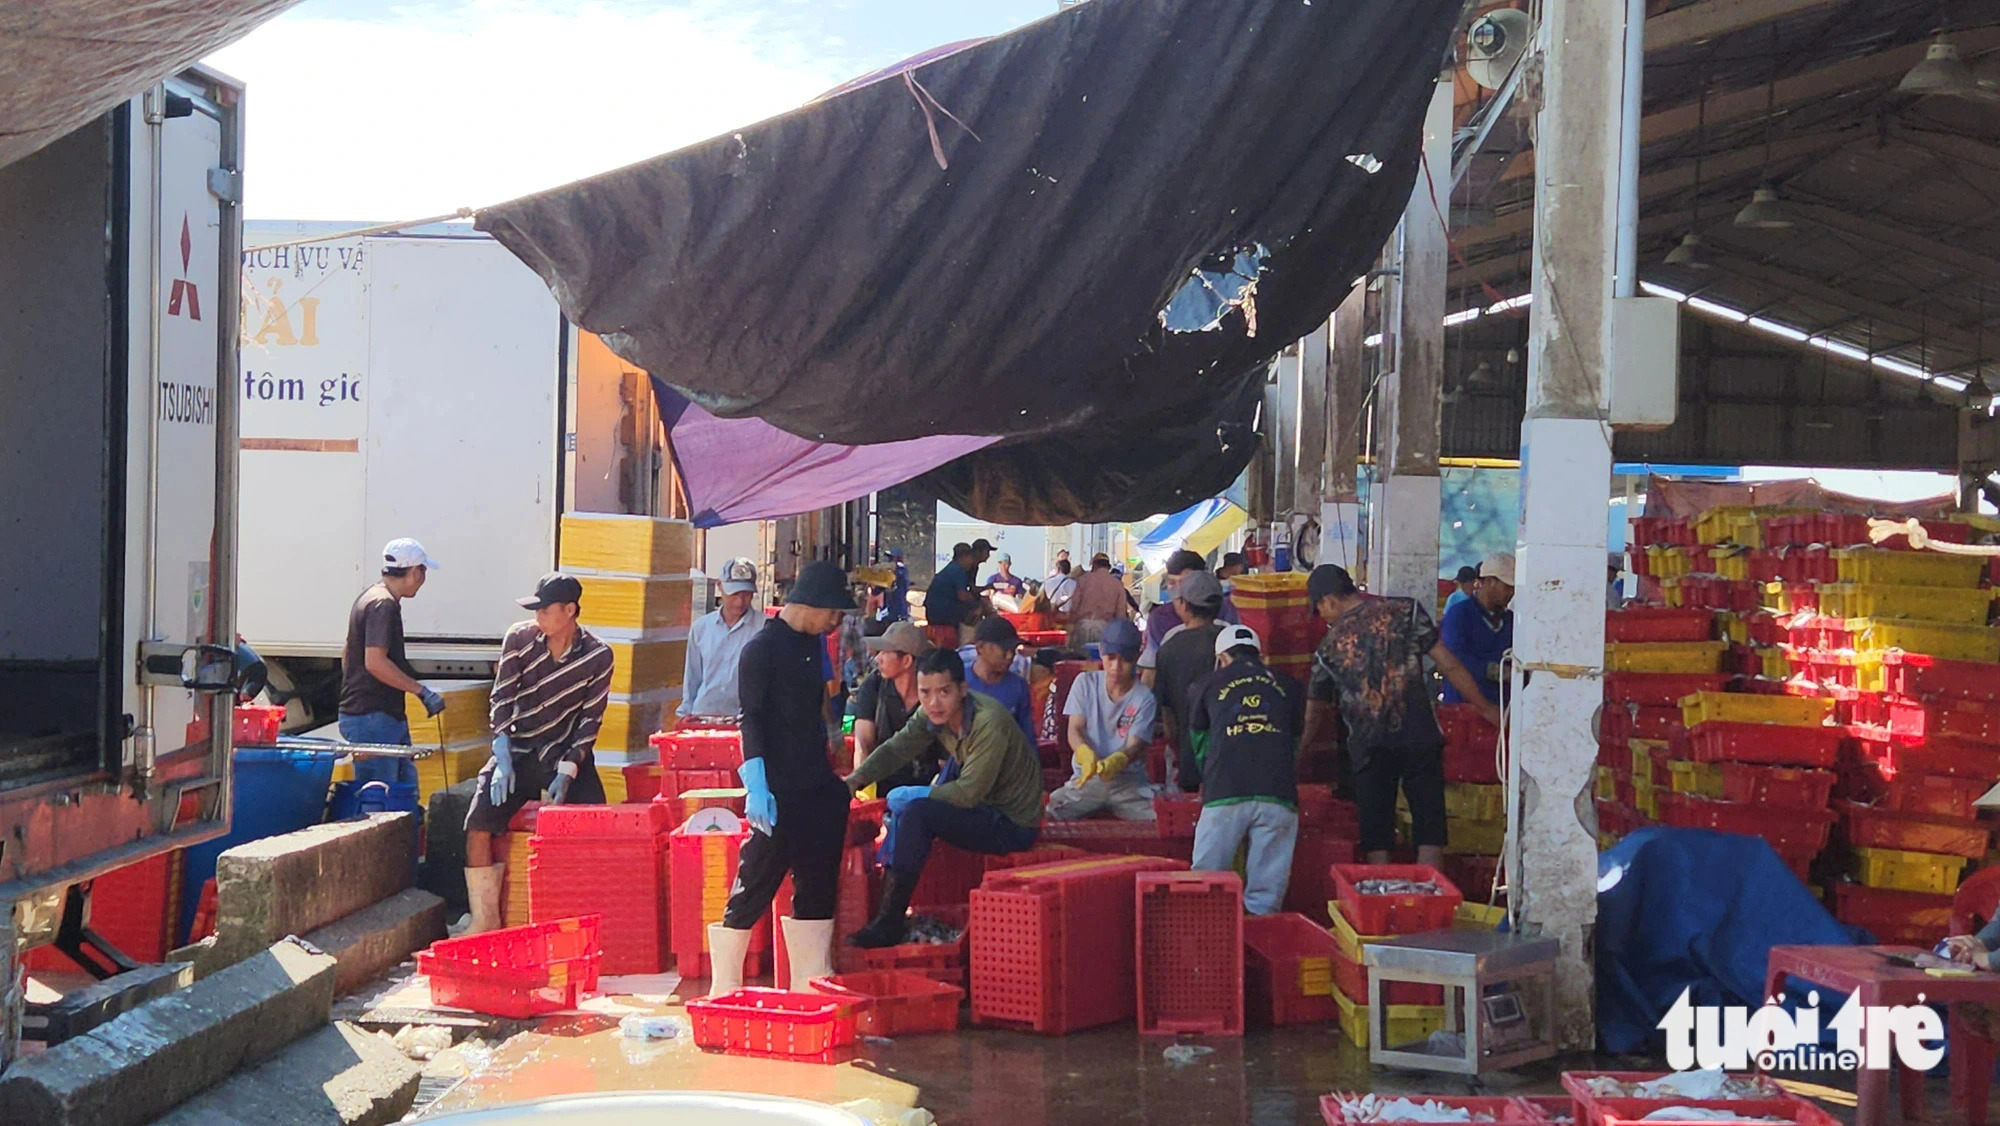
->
[1363, 928, 1562, 1074]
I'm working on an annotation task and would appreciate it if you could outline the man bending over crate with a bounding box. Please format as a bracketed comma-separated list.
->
[843, 647, 1046, 948]
[1182, 624, 1303, 914]
[708, 560, 858, 996]
[461, 572, 616, 934]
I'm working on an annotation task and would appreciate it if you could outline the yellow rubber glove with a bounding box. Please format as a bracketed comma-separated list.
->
[1099, 751, 1130, 780]
[1072, 743, 1098, 784]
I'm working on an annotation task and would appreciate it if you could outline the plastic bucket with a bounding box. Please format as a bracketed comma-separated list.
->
[329, 779, 422, 820]
[177, 747, 338, 943]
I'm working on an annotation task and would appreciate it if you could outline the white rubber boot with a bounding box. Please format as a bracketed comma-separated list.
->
[463, 863, 505, 935]
[781, 917, 836, 991]
[707, 923, 753, 997]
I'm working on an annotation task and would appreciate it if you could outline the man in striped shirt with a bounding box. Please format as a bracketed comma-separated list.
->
[460, 572, 615, 934]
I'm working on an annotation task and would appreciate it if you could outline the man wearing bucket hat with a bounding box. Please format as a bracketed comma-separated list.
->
[1439, 552, 1516, 706]
[679, 557, 762, 721]
[709, 560, 857, 997]
[339, 537, 446, 787]
[461, 571, 616, 933]
[1046, 618, 1160, 821]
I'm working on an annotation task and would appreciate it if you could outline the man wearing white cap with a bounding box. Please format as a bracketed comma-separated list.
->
[1439, 552, 1516, 706]
[338, 538, 446, 786]
[679, 557, 762, 721]
[1185, 623, 1304, 914]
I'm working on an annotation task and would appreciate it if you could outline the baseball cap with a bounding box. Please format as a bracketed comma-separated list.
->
[382, 537, 441, 572]
[886, 547, 905, 560]
[1480, 552, 1518, 587]
[1099, 619, 1142, 660]
[720, 556, 758, 595]
[1174, 570, 1225, 610]
[517, 571, 583, 609]
[1165, 549, 1206, 576]
[788, 560, 858, 610]
[973, 616, 1020, 648]
[864, 620, 929, 656]
[1307, 564, 1357, 604]
[995, 552, 1012, 564]
[1454, 565, 1480, 584]
[1215, 623, 1262, 656]
[970, 538, 996, 554]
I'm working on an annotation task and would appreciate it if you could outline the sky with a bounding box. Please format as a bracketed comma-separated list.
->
[205, 0, 1056, 220]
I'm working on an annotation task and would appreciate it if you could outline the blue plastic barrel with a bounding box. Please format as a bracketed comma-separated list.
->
[177, 747, 338, 944]
[328, 779, 421, 821]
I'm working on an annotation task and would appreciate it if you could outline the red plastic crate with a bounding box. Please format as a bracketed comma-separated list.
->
[1605, 608, 1715, 643]
[1561, 1073, 1789, 1126]
[857, 904, 970, 986]
[27, 851, 185, 971]
[1296, 785, 1359, 834]
[1135, 871, 1244, 1036]
[1035, 819, 1196, 862]
[1884, 651, 2000, 704]
[1242, 912, 1340, 1026]
[1886, 696, 2000, 746]
[529, 833, 670, 975]
[1329, 946, 1444, 1005]
[1151, 792, 1203, 838]
[812, 970, 963, 1037]
[416, 915, 602, 1018]
[650, 725, 743, 769]
[233, 704, 285, 746]
[1444, 854, 1503, 904]
[621, 762, 663, 803]
[1283, 832, 1359, 924]
[660, 767, 737, 798]
[1717, 763, 1836, 809]
[969, 854, 1187, 1035]
[1838, 802, 1989, 859]
[910, 841, 1089, 910]
[534, 802, 671, 837]
[1686, 721, 1839, 767]
[1592, 1099, 1836, 1126]
[1321, 1095, 1541, 1125]
[1844, 724, 2000, 779]
[1602, 673, 1732, 708]
[1518, 1096, 1576, 1125]
[686, 988, 859, 1063]
[1630, 705, 1683, 741]
[771, 847, 877, 986]
[666, 823, 771, 977]
[1631, 516, 1695, 547]
[1655, 794, 1834, 853]
[1828, 881, 1953, 943]
[847, 797, 887, 847]
[1329, 864, 1462, 935]
[1438, 703, 1500, 765]
[1835, 764, 1986, 818]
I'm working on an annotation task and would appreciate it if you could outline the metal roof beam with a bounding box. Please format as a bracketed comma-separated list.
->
[1645, 0, 1847, 52]
[1697, 239, 1990, 358]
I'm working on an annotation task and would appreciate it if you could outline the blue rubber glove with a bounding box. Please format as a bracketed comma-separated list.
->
[417, 687, 446, 717]
[546, 761, 579, 804]
[488, 735, 516, 807]
[738, 757, 777, 835]
[886, 785, 931, 815]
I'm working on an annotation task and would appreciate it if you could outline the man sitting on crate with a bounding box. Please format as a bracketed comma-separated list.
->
[461, 572, 616, 935]
[1298, 565, 1499, 866]
[1045, 619, 1161, 822]
[843, 648, 1046, 948]
[1183, 624, 1303, 914]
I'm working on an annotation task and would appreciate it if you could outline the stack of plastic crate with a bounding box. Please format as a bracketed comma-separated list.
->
[1282, 783, 1359, 925]
[404, 680, 493, 806]
[1657, 690, 1840, 881]
[1136, 871, 1243, 1036]
[969, 853, 1187, 1034]
[1597, 604, 1730, 843]
[1242, 911, 1340, 1026]
[647, 723, 745, 824]
[557, 513, 696, 800]
[1229, 572, 1324, 688]
[1323, 864, 1458, 1049]
[527, 803, 671, 973]
[501, 803, 540, 927]
[667, 816, 770, 978]
[24, 850, 184, 972]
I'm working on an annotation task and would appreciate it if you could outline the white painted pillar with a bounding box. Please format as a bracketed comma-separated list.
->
[1372, 76, 1453, 602]
[1508, 0, 1628, 1050]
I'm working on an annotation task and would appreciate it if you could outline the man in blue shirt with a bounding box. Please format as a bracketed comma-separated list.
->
[1439, 553, 1515, 706]
[961, 615, 1035, 741]
[882, 547, 910, 623]
[1443, 565, 1480, 614]
[925, 542, 978, 650]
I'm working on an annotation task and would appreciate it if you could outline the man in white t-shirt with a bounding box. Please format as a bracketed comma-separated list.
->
[1045, 619, 1158, 821]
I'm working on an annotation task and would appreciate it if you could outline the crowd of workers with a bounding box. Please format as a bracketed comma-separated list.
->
[330, 529, 1522, 984]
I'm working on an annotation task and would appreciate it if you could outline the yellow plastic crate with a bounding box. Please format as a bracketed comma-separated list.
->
[606, 638, 688, 695]
[1851, 845, 1968, 895]
[1332, 987, 1447, 1050]
[576, 575, 694, 632]
[1712, 546, 1750, 582]
[405, 681, 493, 748]
[1605, 641, 1729, 674]
[1630, 743, 1658, 779]
[1396, 782, 1503, 821]
[1632, 776, 1658, 820]
[1816, 583, 1995, 626]
[1229, 571, 1309, 610]
[1667, 758, 1723, 798]
[1696, 505, 1814, 548]
[1445, 815, 1506, 856]
[503, 832, 535, 926]
[1648, 546, 1691, 580]
[1715, 612, 1748, 645]
[557, 513, 694, 577]
[597, 763, 628, 804]
[1325, 902, 1393, 964]
[1456, 902, 1507, 930]
[1950, 513, 2000, 535]
[1660, 578, 1686, 609]
[1758, 646, 1790, 680]
[1679, 691, 1834, 728]
[415, 741, 491, 804]
[1850, 618, 2000, 664]
[1833, 548, 1986, 590]
[1764, 582, 1807, 614]
[1594, 765, 1617, 801]
[595, 695, 672, 755]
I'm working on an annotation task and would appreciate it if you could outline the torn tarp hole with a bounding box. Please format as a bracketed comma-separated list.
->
[1345, 153, 1383, 174]
[1160, 243, 1269, 335]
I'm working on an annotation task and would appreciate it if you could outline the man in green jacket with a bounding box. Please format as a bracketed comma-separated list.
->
[845, 648, 1044, 947]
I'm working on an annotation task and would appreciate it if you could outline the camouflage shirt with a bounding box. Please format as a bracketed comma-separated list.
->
[1307, 595, 1443, 759]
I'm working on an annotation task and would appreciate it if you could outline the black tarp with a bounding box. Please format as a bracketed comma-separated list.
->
[476, 0, 1461, 524]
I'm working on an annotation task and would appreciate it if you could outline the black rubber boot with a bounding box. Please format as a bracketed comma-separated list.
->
[846, 869, 916, 948]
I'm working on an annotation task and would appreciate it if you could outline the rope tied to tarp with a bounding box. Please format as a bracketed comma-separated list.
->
[904, 70, 982, 171]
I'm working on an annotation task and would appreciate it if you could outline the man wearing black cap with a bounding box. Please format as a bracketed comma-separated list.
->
[1444, 565, 1481, 614]
[963, 615, 1035, 741]
[460, 572, 616, 934]
[1300, 565, 1499, 866]
[925, 542, 980, 650]
[708, 560, 857, 998]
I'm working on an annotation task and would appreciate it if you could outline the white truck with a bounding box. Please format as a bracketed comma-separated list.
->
[0, 65, 253, 1059]
[235, 225, 576, 724]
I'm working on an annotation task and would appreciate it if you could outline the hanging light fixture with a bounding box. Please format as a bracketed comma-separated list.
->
[1667, 80, 1714, 267]
[1737, 32, 1797, 230]
[1665, 232, 1713, 269]
[1898, 34, 1981, 98]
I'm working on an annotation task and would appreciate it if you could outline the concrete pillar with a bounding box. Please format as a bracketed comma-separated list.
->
[1508, 0, 1627, 1049]
[1296, 320, 1330, 520]
[1322, 286, 1369, 573]
[1274, 347, 1301, 517]
[1372, 77, 1453, 602]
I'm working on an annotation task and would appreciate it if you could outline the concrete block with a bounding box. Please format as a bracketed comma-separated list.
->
[0, 938, 336, 1126]
[212, 813, 418, 965]
[22, 961, 191, 1044]
[305, 888, 448, 995]
[149, 1021, 419, 1126]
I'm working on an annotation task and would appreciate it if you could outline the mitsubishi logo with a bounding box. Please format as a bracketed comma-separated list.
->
[167, 215, 200, 320]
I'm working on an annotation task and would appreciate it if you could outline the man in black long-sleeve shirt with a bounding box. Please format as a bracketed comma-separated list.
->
[708, 560, 856, 997]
